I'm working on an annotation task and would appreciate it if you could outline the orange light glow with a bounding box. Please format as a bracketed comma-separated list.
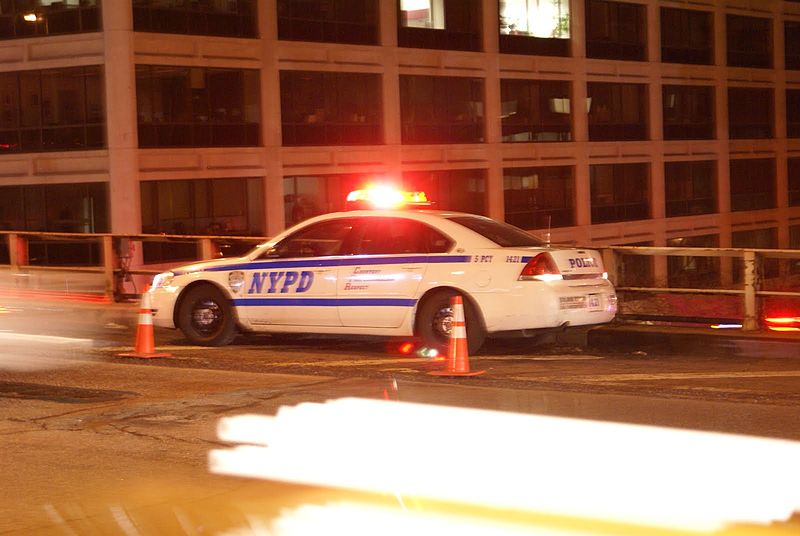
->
[346, 186, 429, 210]
[399, 342, 415, 354]
[763, 316, 800, 332]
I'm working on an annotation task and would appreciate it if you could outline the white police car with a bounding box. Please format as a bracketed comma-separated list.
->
[148, 188, 617, 354]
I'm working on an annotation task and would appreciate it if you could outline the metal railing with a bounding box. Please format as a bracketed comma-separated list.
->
[2, 231, 800, 330]
[602, 246, 800, 330]
[0, 230, 266, 301]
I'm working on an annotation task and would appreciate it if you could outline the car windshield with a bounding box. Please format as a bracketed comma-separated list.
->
[447, 215, 546, 247]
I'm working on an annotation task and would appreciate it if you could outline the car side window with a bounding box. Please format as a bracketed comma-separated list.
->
[267, 219, 355, 258]
[354, 218, 452, 254]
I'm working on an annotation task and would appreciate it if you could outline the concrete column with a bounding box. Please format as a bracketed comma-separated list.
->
[103, 3, 139, 235]
[379, 0, 403, 183]
[260, 0, 285, 235]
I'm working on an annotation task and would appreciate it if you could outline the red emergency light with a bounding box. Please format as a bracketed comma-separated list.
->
[345, 186, 431, 210]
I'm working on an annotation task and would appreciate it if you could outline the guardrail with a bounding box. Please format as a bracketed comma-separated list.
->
[2, 231, 799, 330]
[601, 246, 800, 330]
[0, 230, 266, 301]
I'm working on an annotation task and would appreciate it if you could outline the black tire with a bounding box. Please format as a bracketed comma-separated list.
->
[416, 289, 487, 355]
[177, 284, 237, 346]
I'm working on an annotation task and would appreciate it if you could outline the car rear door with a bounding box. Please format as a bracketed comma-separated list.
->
[338, 217, 432, 328]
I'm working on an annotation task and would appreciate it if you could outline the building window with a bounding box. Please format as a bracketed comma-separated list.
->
[788, 158, 800, 206]
[136, 66, 260, 148]
[280, 71, 383, 146]
[277, 0, 377, 45]
[662, 85, 714, 140]
[284, 173, 369, 226]
[140, 178, 263, 235]
[500, 79, 571, 142]
[140, 177, 264, 262]
[0, 66, 105, 154]
[666, 234, 720, 289]
[398, 0, 482, 52]
[503, 166, 574, 230]
[0, 0, 99, 39]
[0, 182, 108, 265]
[585, 0, 646, 62]
[729, 158, 776, 212]
[284, 170, 486, 227]
[133, 0, 257, 38]
[400, 75, 485, 144]
[402, 169, 487, 215]
[590, 163, 649, 224]
[728, 87, 774, 139]
[787, 90, 800, 138]
[664, 161, 715, 217]
[499, 0, 570, 57]
[727, 15, 772, 68]
[660, 7, 712, 65]
[587, 82, 647, 141]
[786, 20, 800, 70]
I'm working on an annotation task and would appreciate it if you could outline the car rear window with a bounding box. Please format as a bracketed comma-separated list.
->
[447, 216, 546, 247]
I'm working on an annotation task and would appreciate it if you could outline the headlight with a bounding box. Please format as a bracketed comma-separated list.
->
[151, 271, 175, 289]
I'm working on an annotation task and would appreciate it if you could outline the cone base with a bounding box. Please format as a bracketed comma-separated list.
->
[115, 352, 172, 359]
[428, 369, 486, 377]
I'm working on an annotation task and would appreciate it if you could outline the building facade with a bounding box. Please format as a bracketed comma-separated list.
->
[1, 0, 800, 279]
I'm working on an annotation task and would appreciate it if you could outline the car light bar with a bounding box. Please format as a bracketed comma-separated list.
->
[210, 397, 800, 532]
[346, 186, 430, 210]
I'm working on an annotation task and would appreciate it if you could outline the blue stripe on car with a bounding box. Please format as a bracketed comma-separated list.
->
[232, 298, 417, 307]
[205, 255, 472, 272]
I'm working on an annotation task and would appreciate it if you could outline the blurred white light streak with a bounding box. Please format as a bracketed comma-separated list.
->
[268, 502, 596, 536]
[210, 398, 800, 532]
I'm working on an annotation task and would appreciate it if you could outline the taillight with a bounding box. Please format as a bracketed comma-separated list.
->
[518, 253, 563, 281]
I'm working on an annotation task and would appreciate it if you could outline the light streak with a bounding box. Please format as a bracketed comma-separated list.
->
[210, 398, 800, 532]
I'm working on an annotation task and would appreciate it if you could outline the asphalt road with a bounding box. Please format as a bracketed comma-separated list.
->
[2, 298, 800, 535]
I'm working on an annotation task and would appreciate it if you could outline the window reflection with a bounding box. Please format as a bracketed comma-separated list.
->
[279, 70, 383, 146]
[400, 75, 485, 144]
[590, 163, 650, 224]
[503, 166, 574, 230]
[398, 0, 481, 51]
[501, 79, 571, 142]
[0, 0, 99, 39]
[136, 65, 261, 148]
[728, 87, 774, 140]
[587, 82, 648, 141]
[664, 161, 716, 217]
[277, 0, 377, 45]
[0, 66, 105, 153]
[132, 0, 257, 38]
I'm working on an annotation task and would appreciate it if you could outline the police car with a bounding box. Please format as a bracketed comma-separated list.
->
[148, 188, 617, 354]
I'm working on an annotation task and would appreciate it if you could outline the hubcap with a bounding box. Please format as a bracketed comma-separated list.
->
[432, 305, 454, 340]
[192, 299, 221, 334]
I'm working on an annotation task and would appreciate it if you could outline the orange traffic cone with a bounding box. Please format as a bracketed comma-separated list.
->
[429, 295, 485, 377]
[116, 286, 171, 359]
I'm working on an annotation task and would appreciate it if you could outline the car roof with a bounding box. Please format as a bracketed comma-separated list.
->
[252, 209, 503, 255]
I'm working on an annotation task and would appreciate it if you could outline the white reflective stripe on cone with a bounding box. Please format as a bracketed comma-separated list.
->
[451, 323, 467, 339]
[137, 309, 153, 325]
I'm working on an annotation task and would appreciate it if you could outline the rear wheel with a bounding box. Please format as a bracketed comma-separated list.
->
[416, 289, 486, 355]
[177, 285, 237, 346]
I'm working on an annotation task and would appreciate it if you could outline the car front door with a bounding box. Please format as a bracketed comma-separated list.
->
[235, 218, 356, 327]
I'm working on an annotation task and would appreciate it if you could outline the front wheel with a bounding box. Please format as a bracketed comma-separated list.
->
[416, 290, 486, 355]
[177, 285, 237, 346]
